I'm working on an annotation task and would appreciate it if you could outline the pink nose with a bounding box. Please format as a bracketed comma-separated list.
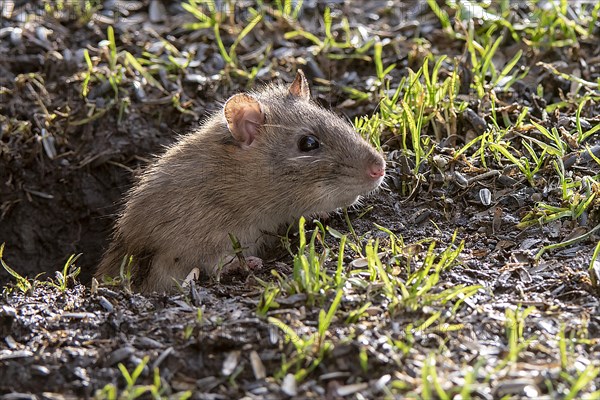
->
[368, 163, 385, 179]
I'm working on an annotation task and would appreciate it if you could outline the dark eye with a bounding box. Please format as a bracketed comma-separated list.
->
[298, 135, 320, 152]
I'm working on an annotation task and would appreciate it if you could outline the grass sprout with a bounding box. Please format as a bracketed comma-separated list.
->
[269, 302, 338, 383]
[41, 253, 82, 292]
[96, 356, 192, 400]
[349, 232, 481, 316]
[1, 243, 33, 294]
[504, 305, 536, 364]
[286, 216, 330, 304]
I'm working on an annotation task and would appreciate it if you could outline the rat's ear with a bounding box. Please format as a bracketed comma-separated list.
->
[288, 69, 311, 101]
[223, 93, 265, 146]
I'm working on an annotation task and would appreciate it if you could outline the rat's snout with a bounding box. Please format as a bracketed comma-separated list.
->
[368, 163, 385, 179]
[366, 156, 386, 180]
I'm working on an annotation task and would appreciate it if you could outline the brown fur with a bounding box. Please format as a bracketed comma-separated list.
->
[95, 71, 386, 293]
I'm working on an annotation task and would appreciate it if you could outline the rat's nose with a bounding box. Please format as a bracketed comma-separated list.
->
[368, 161, 386, 180]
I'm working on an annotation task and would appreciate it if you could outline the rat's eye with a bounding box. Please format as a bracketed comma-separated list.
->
[298, 135, 320, 152]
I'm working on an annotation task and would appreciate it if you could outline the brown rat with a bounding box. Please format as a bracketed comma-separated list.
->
[95, 70, 386, 293]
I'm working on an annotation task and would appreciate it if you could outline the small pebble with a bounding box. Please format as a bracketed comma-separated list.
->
[10, 27, 22, 46]
[222, 351, 240, 376]
[281, 374, 297, 396]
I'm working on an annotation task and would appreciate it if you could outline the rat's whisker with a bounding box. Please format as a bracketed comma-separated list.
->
[288, 155, 318, 161]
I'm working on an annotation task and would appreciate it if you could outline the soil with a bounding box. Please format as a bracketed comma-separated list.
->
[1, 0, 600, 398]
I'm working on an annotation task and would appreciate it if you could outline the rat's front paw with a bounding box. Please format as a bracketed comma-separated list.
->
[221, 255, 264, 276]
[244, 256, 263, 270]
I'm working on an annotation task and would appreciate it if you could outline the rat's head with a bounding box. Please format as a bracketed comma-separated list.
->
[223, 70, 385, 214]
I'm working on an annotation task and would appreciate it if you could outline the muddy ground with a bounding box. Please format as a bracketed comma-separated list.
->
[1, 0, 600, 398]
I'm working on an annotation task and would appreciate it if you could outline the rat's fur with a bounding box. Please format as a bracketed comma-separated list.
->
[96, 71, 385, 293]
